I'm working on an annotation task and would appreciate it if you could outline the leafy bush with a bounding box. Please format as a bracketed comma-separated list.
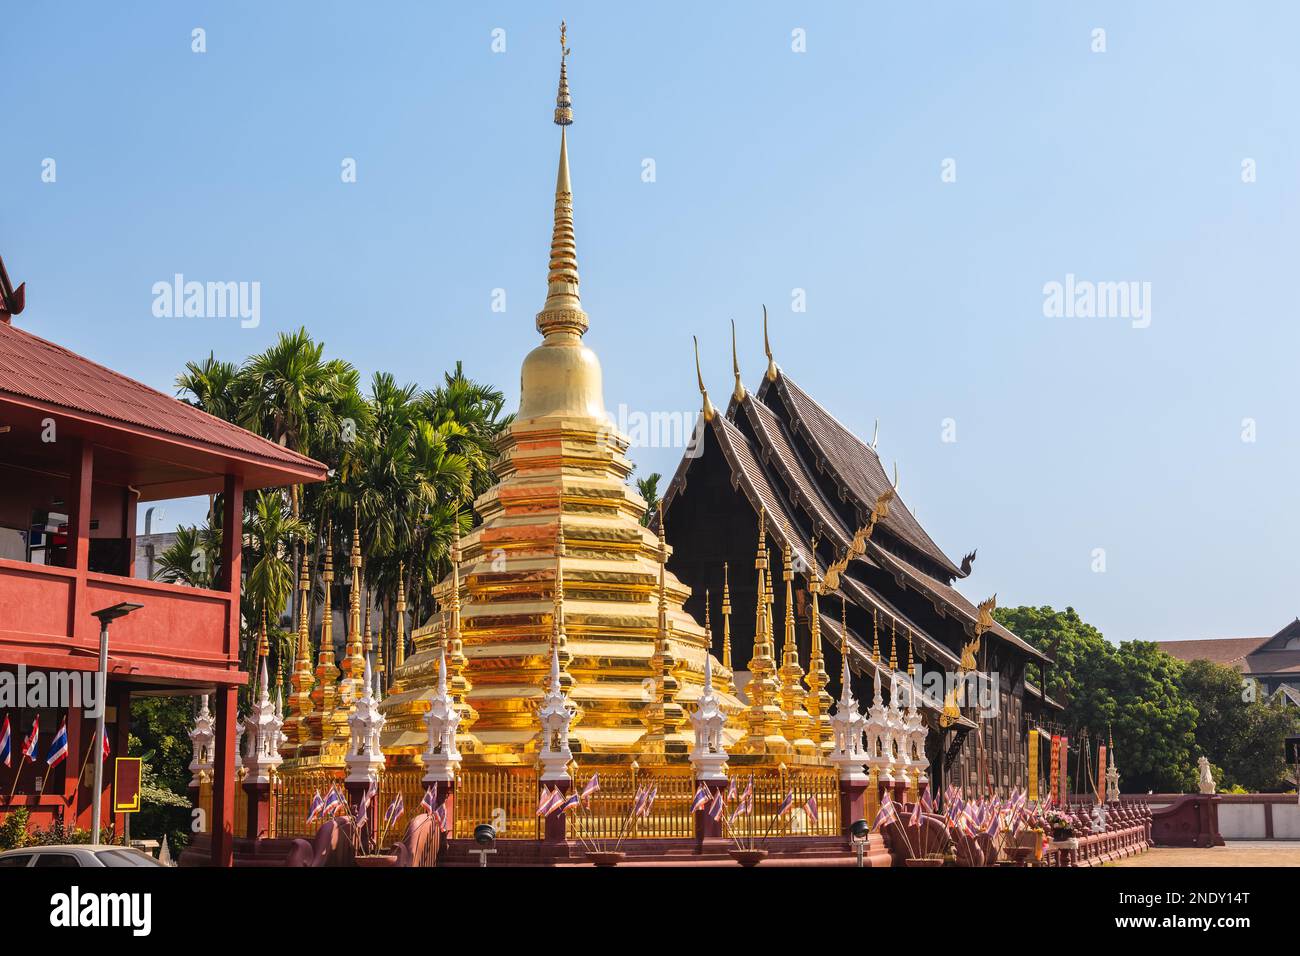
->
[0, 809, 31, 850]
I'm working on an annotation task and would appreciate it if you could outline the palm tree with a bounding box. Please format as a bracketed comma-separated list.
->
[636, 472, 662, 526]
[176, 354, 243, 423]
[243, 490, 311, 680]
[154, 524, 221, 588]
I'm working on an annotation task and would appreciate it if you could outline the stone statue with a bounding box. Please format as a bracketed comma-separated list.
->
[1197, 755, 1215, 794]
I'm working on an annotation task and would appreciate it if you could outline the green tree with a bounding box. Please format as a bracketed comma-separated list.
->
[1182, 659, 1299, 791]
[994, 605, 1198, 793]
[635, 472, 661, 526]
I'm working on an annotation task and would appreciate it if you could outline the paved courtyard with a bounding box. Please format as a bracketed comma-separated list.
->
[1109, 841, 1300, 866]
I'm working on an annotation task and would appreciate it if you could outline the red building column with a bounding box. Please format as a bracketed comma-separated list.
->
[211, 686, 237, 867]
[111, 686, 131, 837]
[693, 778, 727, 845]
[65, 440, 93, 635]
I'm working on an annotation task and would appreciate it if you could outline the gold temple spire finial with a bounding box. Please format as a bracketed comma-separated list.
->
[840, 595, 851, 698]
[872, 607, 880, 663]
[693, 335, 716, 421]
[889, 617, 898, 672]
[762, 305, 778, 381]
[536, 21, 586, 338]
[731, 319, 745, 402]
[394, 561, 407, 670]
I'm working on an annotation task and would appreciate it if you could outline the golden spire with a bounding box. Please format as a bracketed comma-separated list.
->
[444, 520, 478, 730]
[343, 509, 365, 702]
[309, 525, 340, 751]
[872, 608, 880, 663]
[839, 595, 851, 698]
[804, 543, 833, 750]
[285, 536, 316, 752]
[740, 508, 788, 754]
[703, 587, 711, 646]
[889, 617, 898, 673]
[256, 610, 269, 699]
[362, 572, 372, 657]
[731, 319, 745, 402]
[394, 561, 406, 670]
[693, 335, 716, 421]
[762, 305, 778, 382]
[535, 21, 587, 339]
[720, 562, 736, 695]
[777, 530, 814, 752]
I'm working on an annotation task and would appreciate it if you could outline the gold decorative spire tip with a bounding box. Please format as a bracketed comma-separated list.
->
[693, 335, 716, 421]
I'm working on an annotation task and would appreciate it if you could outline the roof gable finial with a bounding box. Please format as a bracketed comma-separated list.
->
[693, 335, 716, 421]
[762, 305, 778, 381]
[731, 319, 746, 402]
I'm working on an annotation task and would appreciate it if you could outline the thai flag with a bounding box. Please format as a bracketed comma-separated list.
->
[639, 784, 658, 818]
[776, 790, 795, 817]
[321, 787, 341, 818]
[0, 715, 11, 768]
[690, 784, 710, 813]
[356, 781, 377, 828]
[580, 773, 600, 806]
[45, 718, 69, 768]
[559, 791, 581, 813]
[101, 729, 111, 760]
[306, 790, 325, 824]
[432, 802, 451, 833]
[737, 779, 754, 814]
[630, 784, 648, 818]
[726, 777, 737, 801]
[872, 795, 896, 831]
[383, 793, 405, 831]
[536, 786, 562, 817]
[21, 715, 39, 759]
[919, 788, 934, 814]
[803, 794, 819, 825]
[908, 797, 921, 826]
[708, 790, 726, 821]
[421, 786, 437, 816]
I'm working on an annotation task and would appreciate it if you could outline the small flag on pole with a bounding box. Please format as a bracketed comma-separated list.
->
[580, 773, 600, 806]
[0, 716, 11, 768]
[101, 729, 111, 760]
[708, 790, 726, 821]
[306, 790, 325, 824]
[22, 716, 40, 759]
[421, 787, 437, 816]
[383, 792, 405, 831]
[776, 790, 794, 817]
[803, 794, 819, 824]
[690, 784, 710, 813]
[45, 717, 69, 768]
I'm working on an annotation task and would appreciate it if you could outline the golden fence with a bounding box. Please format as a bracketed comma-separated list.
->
[568, 764, 696, 841]
[273, 767, 345, 839]
[376, 767, 426, 845]
[722, 767, 842, 840]
[452, 767, 541, 840]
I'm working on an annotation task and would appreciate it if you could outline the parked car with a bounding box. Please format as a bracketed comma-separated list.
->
[0, 845, 164, 868]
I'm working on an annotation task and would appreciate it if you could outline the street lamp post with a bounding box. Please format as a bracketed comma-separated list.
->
[90, 602, 142, 845]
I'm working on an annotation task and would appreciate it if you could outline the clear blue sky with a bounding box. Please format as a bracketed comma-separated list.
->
[4, 1, 1296, 644]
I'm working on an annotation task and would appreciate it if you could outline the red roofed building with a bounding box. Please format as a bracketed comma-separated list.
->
[1157, 619, 1300, 708]
[0, 257, 326, 864]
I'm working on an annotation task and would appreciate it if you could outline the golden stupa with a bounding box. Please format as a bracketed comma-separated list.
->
[378, 25, 748, 768]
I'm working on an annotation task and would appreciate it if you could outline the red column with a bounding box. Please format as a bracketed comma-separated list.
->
[693, 778, 727, 846]
[65, 441, 93, 637]
[217, 473, 244, 662]
[540, 779, 570, 843]
[839, 776, 870, 836]
[112, 687, 131, 837]
[211, 686, 237, 867]
[344, 780, 379, 853]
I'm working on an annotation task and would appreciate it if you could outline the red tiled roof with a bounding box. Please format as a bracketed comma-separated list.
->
[0, 321, 325, 478]
[1155, 637, 1269, 668]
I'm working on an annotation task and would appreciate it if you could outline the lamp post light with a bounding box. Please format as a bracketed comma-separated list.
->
[90, 602, 142, 845]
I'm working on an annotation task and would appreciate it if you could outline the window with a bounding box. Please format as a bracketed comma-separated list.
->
[0, 854, 33, 868]
[33, 853, 81, 867]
